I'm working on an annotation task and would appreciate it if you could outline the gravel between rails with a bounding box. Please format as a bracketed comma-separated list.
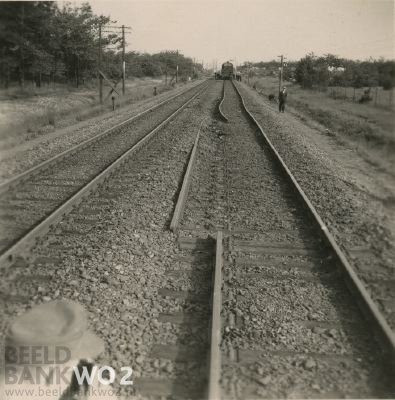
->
[0, 83, 206, 254]
[177, 80, 394, 398]
[180, 118, 228, 232]
[0, 81, 223, 399]
[235, 82, 395, 331]
[0, 81, 203, 183]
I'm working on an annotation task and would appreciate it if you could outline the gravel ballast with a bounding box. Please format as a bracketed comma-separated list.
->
[1, 79, 393, 399]
[236, 82, 395, 331]
[176, 81, 394, 399]
[0, 82, 206, 253]
[0, 81, 222, 399]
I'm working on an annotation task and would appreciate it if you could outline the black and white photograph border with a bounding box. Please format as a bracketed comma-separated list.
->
[0, 0, 394, 399]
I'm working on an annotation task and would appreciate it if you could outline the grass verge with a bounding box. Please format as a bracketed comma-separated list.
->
[249, 76, 395, 171]
[0, 78, 180, 150]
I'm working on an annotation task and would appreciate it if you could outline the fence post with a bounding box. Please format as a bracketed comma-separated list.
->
[353, 87, 356, 102]
[374, 87, 378, 106]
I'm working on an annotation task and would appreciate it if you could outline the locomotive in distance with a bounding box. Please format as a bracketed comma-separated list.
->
[215, 62, 242, 81]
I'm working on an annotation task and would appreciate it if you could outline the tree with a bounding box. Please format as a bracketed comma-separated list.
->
[0, 1, 55, 88]
[54, 3, 113, 87]
[0, 1, 116, 88]
[295, 53, 316, 88]
[0, 2, 204, 89]
[377, 60, 395, 89]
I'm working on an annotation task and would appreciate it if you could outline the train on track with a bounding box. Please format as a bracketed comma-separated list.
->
[215, 61, 242, 81]
[220, 61, 234, 80]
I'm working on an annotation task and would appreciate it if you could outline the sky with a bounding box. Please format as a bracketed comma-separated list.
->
[84, 0, 395, 65]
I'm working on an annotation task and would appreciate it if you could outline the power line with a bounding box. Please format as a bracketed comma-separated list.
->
[103, 25, 132, 31]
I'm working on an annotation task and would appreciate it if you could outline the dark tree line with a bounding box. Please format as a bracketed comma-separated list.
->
[240, 54, 395, 90]
[0, 2, 114, 88]
[295, 53, 395, 89]
[124, 51, 203, 81]
[0, 1, 203, 89]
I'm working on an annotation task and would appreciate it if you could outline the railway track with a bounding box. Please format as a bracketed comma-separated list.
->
[0, 80, 208, 267]
[0, 81, 224, 399]
[234, 82, 395, 336]
[1, 78, 394, 399]
[166, 80, 395, 399]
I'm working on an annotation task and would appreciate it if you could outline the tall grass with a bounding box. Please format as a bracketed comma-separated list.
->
[0, 79, 176, 148]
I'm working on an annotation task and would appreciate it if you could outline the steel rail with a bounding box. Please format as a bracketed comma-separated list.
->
[218, 81, 229, 122]
[208, 230, 223, 400]
[232, 80, 395, 363]
[0, 80, 207, 195]
[0, 85, 208, 269]
[170, 117, 207, 232]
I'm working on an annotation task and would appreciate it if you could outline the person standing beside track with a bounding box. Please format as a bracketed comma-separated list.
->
[278, 86, 287, 113]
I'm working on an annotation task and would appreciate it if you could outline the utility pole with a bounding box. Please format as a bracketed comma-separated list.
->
[122, 25, 125, 96]
[100, 24, 131, 101]
[99, 24, 103, 105]
[176, 50, 179, 83]
[20, 2, 25, 89]
[278, 55, 285, 96]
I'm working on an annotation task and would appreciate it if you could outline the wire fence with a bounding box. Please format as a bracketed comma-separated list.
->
[327, 86, 394, 108]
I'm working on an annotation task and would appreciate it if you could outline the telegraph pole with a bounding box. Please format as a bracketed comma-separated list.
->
[176, 50, 179, 83]
[122, 25, 125, 95]
[278, 55, 285, 96]
[101, 24, 131, 99]
[99, 23, 103, 105]
[20, 2, 25, 89]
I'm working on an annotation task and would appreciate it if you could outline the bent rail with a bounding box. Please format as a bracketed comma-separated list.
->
[170, 117, 207, 232]
[218, 81, 229, 122]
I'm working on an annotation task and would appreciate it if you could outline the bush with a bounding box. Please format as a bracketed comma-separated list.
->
[382, 79, 393, 90]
